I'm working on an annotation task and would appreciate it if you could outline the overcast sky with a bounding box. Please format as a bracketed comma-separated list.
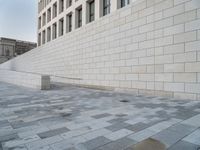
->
[0, 0, 37, 42]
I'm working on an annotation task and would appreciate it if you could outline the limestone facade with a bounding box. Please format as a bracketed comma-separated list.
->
[1, 0, 200, 100]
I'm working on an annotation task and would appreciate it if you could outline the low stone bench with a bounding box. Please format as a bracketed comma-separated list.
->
[0, 69, 50, 90]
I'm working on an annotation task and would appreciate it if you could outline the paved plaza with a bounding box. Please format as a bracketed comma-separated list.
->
[0, 82, 200, 150]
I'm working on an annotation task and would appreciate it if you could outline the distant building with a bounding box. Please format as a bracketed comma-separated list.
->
[0, 37, 37, 64]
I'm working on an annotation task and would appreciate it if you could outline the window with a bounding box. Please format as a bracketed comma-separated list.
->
[88, 0, 95, 22]
[42, 30, 46, 44]
[59, 18, 64, 36]
[59, 0, 64, 13]
[53, 2, 57, 18]
[66, 0, 72, 8]
[66, 13, 72, 32]
[42, 12, 46, 26]
[76, 7, 82, 28]
[6, 50, 10, 57]
[103, 0, 110, 16]
[38, 17, 41, 29]
[52, 23, 57, 39]
[120, 0, 129, 8]
[47, 27, 51, 42]
[47, 8, 51, 22]
[38, 33, 41, 46]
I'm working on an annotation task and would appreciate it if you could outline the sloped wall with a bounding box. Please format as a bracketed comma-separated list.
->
[1, 0, 200, 100]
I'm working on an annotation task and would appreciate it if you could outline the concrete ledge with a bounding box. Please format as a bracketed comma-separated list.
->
[0, 69, 50, 90]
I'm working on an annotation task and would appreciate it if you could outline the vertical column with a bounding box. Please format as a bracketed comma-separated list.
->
[82, 1, 86, 26]
[72, 10, 76, 31]
[64, 14, 67, 33]
[56, 21, 59, 38]
[111, 0, 118, 12]
[95, 0, 100, 20]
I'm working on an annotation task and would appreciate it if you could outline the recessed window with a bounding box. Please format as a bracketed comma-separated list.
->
[38, 17, 41, 29]
[52, 23, 57, 39]
[103, 0, 110, 16]
[42, 12, 46, 26]
[66, 13, 72, 32]
[42, 30, 46, 44]
[76, 7, 82, 28]
[38, 33, 41, 46]
[120, 0, 129, 8]
[59, 18, 64, 36]
[47, 8, 51, 22]
[53, 2, 57, 18]
[88, 0, 95, 23]
[59, 0, 64, 13]
[66, 0, 72, 8]
[47, 27, 51, 42]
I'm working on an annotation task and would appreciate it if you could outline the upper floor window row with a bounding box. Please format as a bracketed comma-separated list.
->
[38, 0, 130, 30]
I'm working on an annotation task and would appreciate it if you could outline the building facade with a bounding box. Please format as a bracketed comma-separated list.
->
[0, 0, 200, 100]
[0, 38, 37, 64]
[38, 0, 131, 46]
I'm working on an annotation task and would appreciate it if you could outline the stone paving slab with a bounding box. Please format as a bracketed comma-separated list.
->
[0, 82, 200, 150]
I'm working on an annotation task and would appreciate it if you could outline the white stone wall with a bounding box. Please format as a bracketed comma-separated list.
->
[0, 70, 50, 90]
[1, 0, 200, 100]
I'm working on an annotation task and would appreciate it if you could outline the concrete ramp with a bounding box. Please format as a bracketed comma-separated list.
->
[0, 69, 50, 90]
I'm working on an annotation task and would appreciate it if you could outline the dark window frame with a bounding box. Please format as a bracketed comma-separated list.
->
[77, 7, 82, 28]
[121, 0, 130, 8]
[103, 0, 110, 16]
[89, 0, 95, 22]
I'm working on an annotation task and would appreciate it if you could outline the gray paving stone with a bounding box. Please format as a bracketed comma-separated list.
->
[10, 120, 38, 129]
[152, 124, 196, 148]
[65, 148, 77, 150]
[168, 141, 199, 150]
[183, 129, 200, 146]
[0, 133, 19, 143]
[0, 143, 2, 150]
[81, 136, 111, 150]
[0, 82, 200, 150]
[0, 120, 10, 128]
[96, 137, 137, 150]
[125, 122, 149, 132]
[108, 118, 128, 124]
[182, 114, 200, 127]
[105, 122, 131, 132]
[38, 127, 70, 139]
[104, 129, 133, 141]
[92, 113, 112, 119]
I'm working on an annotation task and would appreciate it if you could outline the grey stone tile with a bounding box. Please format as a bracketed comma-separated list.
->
[108, 118, 128, 124]
[0, 133, 19, 143]
[0, 120, 10, 128]
[152, 124, 196, 148]
[10, 120, 38, 129]
[96, 137, 137, 150]
[105, 122, 130, 132]
[38, 127, 70, 139]
[81, 136, 111, 150]
[168, 141, 199, 150]
[182, 114, 200, 127]
[125, 122, 149, 132]
[91, 113, 112, 119]
[183, 129, 200, 145]
[65, 148, 77, 150]
[0, 82, 200, 150]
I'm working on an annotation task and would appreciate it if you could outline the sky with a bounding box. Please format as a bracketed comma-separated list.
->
[0, 0, 37, 42]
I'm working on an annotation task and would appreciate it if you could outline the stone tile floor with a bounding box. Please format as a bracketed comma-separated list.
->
[0, 81, 200, 150]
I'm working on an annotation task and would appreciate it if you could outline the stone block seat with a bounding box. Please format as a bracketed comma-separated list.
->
[0, 69, 50, 90]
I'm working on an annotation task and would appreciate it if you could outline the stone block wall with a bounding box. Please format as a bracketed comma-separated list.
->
[0, 0, 200, 100]
[0, 69, 50, 90]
